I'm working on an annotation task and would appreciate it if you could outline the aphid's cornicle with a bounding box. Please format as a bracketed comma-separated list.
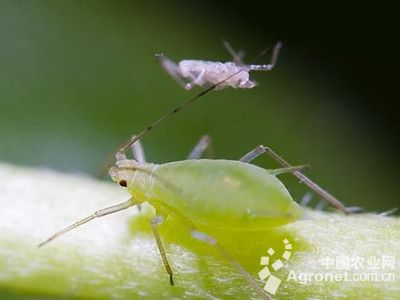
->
[39, 42, 350, 300]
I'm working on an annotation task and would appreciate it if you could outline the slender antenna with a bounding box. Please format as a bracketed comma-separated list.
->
[39, 166, 181, 247]
[38, 199, 135, 247]
[117, 69, 243, 156]
[96, 69, 246, 177]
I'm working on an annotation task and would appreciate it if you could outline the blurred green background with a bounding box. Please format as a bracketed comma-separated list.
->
[0, 1, 398, 211]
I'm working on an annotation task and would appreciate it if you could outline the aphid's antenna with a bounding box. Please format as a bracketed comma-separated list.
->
[118, 87, 215, 158]
[117, 71, 244, 158]
[94, 70, 244, 178]
[39, 167, 180, 247]
[38, 198, 136, 247]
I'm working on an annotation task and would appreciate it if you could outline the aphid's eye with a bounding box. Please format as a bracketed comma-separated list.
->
[119, 179, 127, 187]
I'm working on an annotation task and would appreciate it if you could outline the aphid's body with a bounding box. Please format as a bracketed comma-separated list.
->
[110, 159, 302, 231]
[158, 41, 282, 90]
[170, 60, 256, 89]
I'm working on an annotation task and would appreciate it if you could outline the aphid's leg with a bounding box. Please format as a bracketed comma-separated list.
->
[300, 192, 313, 207]
[239, 145, 350, 214]
[191, 230, 272, 300]
[187, 135, 214, 159]
[151, 215, 174, 285]
[156, 53, 188, 89]
[239, 145, 267, 163]
[131, 139, 146, 163]
[153, 203, 270, 299]
[345, 206, 364, 213]
[223, 40, 245, 65]
[38, 197, 138, 247]
[315, 200, 327, 211]
[379, 207, 398, 216]
[185, 69, 205, 90]
[248, 41, 282, 71]
[269, 164, 309, 175]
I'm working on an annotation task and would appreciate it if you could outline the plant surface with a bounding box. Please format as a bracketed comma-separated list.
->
[0, 163, 398, 299]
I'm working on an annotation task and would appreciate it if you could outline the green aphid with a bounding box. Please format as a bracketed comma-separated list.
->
[39, 60, 349, 300]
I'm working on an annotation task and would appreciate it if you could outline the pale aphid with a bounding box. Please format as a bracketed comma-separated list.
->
[157, 41, 282, 90]
[39, 47, 350, 300]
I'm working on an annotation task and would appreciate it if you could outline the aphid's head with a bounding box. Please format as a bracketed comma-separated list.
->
[109, 159, 139, 188]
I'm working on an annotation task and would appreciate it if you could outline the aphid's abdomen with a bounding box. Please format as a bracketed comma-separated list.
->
[150, 160, 302, 230]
